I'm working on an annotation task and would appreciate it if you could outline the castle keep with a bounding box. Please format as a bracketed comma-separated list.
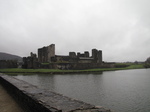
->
[38, 44, 55, 63]
[23, 44, 103, 69]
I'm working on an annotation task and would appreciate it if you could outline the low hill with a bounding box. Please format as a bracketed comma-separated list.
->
[0, 52, 22, 62]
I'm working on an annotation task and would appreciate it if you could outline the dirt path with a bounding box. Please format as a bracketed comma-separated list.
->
[0, 84, 24, 112]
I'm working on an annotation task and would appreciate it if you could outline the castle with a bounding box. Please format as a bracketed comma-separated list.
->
[23, 44, 103, 69]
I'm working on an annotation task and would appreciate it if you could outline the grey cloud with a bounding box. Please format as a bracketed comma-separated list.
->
[0, 0, 150, 62]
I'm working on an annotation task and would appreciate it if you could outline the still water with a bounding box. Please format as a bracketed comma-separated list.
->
[13, 69, 150, 112]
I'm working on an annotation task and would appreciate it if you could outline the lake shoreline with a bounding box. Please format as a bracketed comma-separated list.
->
[0, 64, 146, 74]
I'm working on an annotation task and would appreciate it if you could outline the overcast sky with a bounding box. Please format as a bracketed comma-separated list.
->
[0, 0, 150, 62]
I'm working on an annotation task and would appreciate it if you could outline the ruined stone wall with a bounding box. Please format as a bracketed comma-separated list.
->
[38, 48, 42, 62]
[38, 44, 55, 63]
[26, 44, 103, 69]
[97, 50, 102, 63]
[47, 44, 55, 62]
[92, 49, 102, 63]
[39, 62, 106, 70]
[77, 52, 81, 57]
[78, 59, 93, 63]
[69, 52, 76, 58]
[77, 51, 90, 58]
[54, 55, 70, 62]
[37, 44, 102, 64]
[38, 47, 48, 63]
[22, 52, 39, 69]
[92, 49, 98, 62]
[84, 51, 89, 57]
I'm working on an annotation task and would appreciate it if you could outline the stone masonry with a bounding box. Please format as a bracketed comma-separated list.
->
[23, 44, 103, 69]
[38, 44, 55, 63]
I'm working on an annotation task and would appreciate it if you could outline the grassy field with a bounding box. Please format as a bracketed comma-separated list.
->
[0, 64, 145, 74]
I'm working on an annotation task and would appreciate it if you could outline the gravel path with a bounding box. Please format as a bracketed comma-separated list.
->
[0, 85, 24, 112]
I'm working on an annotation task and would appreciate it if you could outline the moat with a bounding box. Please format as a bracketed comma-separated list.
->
[12, 69, 150, 112]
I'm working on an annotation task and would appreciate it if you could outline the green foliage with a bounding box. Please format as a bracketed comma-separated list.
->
[144, 64, 150, 68]
[114, 63, 130, 68]
[41, 63, 49, 65]
[0, 68, 61, 73]
[146, 57, 150, 63]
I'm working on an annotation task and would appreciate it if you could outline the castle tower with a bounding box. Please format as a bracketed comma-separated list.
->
[92, 49, 98, 60]
[97, 50, 102, 63]
[92, 49, 102, 63]
[47, 44, 55, 62]
[84, 51, 89, 57]
[69, 52, 76, 58]
[38, 44, 55, 63]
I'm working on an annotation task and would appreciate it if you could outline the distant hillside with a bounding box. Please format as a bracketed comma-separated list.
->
[0, 52, 22, 62]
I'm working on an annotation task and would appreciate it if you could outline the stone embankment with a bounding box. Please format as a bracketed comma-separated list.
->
[0, 74, 112, 112]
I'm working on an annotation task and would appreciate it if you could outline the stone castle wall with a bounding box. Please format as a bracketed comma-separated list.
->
[23, 44, 103, 69]
[38, 44, 55, 63]
[47, 44, 55, 62]
[37, 44, 102, 64]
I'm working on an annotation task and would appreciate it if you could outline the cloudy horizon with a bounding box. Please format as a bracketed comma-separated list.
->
[0, 0, 150, 62]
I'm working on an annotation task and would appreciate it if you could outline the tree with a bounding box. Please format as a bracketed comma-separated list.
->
[146, 57, 150, 63]
[144, 57, 150, 68]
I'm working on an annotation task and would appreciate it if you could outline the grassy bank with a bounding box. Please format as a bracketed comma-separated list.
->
[81, 64, 144, 72]
[0, 64, 145, 74]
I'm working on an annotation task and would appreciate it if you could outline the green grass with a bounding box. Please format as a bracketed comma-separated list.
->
[41, 63, 49, 65]
[80, 64, 144, 72]
[0, 64, 145, 74]
[126, 64, 144, 69]
[0, 68, 63, 73]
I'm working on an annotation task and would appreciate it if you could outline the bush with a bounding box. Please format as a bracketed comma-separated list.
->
[144, 64, 150, 68]
[114, 63, 130, 68]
